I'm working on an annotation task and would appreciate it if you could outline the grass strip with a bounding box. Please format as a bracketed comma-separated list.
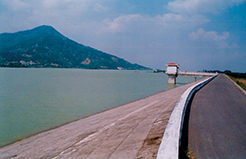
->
[227, 76, 246, 91]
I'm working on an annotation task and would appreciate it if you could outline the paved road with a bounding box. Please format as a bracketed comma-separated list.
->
[0, 80, 201, 159]
[187, 74, 246, 158]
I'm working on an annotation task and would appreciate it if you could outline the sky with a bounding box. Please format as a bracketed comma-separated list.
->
[0, 0, 246, 72]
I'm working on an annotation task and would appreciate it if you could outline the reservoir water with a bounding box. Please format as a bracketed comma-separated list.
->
[0, 68, 200, 147]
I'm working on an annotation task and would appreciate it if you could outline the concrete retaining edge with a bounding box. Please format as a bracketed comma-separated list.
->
[156, 75, 217, 159]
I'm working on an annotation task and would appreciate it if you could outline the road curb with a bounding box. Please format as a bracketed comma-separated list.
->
[156, 75, 217, 159]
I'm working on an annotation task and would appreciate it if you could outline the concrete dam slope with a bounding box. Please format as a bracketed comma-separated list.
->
[187, 74, 246, 158]
[0, 80, 202, 159]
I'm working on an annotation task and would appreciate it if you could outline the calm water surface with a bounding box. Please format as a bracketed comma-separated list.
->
[0, 68, 200, 147]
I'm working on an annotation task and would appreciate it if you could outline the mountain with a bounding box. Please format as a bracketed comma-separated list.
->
[0, 25, 150, 70]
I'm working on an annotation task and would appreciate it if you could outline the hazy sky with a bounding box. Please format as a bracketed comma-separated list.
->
[1, 0, 245, 72]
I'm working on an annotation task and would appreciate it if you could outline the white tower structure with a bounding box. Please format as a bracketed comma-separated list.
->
[166, 63, 179, 84]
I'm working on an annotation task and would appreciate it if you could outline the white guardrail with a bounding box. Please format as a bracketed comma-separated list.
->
[157, 75, 217, 159]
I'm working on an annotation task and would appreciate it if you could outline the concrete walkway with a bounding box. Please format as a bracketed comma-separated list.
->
[0, 80, 202, 159]
[187, 74, 246, 158]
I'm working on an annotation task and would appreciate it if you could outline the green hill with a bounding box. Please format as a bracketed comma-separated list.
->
[0, 25, 150, 70]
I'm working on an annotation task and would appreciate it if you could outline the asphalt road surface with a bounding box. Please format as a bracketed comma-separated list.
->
[187, 74, 246, 158]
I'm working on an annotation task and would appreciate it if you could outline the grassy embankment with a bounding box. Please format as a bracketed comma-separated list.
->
[227, 76, 246, 91]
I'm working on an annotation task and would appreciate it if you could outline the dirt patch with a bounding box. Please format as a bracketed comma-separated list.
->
[237, 79, 246, 87]
[135, 113, 170, 159]
[81, 58, 91, 65]
[77, 131, 96, 141]
[145, 136, 162, 145]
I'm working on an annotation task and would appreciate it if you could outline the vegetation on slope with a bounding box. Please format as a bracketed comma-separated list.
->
[0, 25, 150, 70]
